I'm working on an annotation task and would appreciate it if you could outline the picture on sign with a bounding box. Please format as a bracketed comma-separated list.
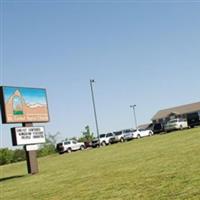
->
[0, 86, 49, 123]
[11, 127, 46, 146]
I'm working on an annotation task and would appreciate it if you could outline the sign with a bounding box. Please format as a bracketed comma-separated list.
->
[11, 127, 46, 146]
[25, 144, 39, 151]
[0, 86, 49, 124]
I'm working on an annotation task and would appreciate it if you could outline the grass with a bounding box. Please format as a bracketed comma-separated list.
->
[1, 127, 200, 200]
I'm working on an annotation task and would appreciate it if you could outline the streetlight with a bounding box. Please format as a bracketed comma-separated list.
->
[130, 104, 137, 129]
[90, 79, 100, 145]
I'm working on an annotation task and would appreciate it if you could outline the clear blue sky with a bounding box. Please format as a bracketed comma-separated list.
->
[1, 1, 200, 148]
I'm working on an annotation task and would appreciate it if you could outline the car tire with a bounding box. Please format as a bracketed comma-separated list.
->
[101, 141, 106, 146]
[67, 148, 72, 153]
[180, 125, 183, 130]
[137, 134, 141, 139]
[120, 138, 124, 142]
[80, 145, 85, 151]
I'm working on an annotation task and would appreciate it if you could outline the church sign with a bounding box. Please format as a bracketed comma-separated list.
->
[11, 126, 46, 146]
[0, 86, 50, 174]
[0, 86, 49, 124]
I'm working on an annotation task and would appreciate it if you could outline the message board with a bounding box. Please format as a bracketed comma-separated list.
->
[0, 86, 49, 123]
[11, 127, 46, 146]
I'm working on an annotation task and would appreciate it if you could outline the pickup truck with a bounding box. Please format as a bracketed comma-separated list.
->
[56, 140, 85, 154]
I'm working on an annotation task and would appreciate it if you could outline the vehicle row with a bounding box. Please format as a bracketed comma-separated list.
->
[56, 117, 199, 154]
[56, 128, 154, 154]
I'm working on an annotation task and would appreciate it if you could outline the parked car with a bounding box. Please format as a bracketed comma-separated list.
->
[187, 112, 200, 128]
[113, 129, 134, 142]
[132, 128, 153, 139]
[148, 123, 164, 134]
[164, 118, 188, 132]
[91, 133, 115, 147]
[56, 140, 85, 154]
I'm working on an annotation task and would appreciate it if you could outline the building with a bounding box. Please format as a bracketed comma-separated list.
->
[152, 102, 200, 127]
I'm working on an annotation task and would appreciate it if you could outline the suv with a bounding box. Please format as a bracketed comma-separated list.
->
[113, 129, 134, 142]
[132, 128, 153, 139]
[56, 140, 85, 154]
[164, 118, 188, 132]
[92, 133, 115, 147]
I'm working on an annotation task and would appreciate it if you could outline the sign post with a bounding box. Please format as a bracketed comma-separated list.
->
[22, 122, 38, 174]
[0, 86, 50, 175]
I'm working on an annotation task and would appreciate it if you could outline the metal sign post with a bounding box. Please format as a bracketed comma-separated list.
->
[22, 122, 39, 174]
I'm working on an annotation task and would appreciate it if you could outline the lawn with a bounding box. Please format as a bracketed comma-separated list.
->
[1, 128, 200, 200]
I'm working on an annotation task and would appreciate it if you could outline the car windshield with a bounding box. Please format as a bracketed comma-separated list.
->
[114, 131, 122, 136]
[169, 119, 178, 123]
[106, 133, 113, 137]
[123, 129, 131, 133]
[100, 134, 106, 138]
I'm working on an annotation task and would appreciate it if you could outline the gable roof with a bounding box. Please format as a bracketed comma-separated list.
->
[152, 102, 200, 121]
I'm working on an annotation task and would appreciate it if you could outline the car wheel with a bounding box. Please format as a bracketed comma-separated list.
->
[67, 148, 72, 153]
[180, 125, 183, 130]
[149, 132, 152, 136]
[120, 138, 124, 142]
[80, 145, 85, 151]
[101, 141, 106, 146]
[137, 134, 141, 139]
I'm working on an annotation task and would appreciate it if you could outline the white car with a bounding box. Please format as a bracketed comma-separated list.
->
[56, 140, 85, 154]
[91, 133, 116, 147]
[113, 129, 134, 142]
[164, 118, 188, 132]
[132, 129, 153, 139]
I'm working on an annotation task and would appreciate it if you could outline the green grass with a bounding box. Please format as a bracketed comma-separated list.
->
[1, 128, 200, 200]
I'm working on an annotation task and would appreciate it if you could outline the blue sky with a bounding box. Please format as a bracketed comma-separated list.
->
[1, 1, 200, 147]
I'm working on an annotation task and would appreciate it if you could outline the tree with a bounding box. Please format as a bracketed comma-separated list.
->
[78, 125, 94, 143]
[38, 132, 60, 157]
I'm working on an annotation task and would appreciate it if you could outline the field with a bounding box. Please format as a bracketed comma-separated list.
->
[1, 128, 200, 200]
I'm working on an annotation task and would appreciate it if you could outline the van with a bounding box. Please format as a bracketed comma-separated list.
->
[164, 118, 188, 132]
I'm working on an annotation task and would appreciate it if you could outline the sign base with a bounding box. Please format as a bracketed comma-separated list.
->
[25, 148, 38, 174]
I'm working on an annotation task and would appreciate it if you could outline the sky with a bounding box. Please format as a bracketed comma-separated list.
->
[0, 0, 200, 148]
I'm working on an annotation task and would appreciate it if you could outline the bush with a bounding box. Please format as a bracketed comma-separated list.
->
[0, 148, 14, 165]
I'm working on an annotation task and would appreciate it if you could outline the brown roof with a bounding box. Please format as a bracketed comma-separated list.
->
[152, 102, 200, 121]
[137, 123, 151, 129]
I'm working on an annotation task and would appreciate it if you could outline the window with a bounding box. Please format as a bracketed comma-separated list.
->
[114, 131, 122, 136]
[64, 141, 70, 145]
[100, 134, 106, 138]
[106, 133, 113, 137]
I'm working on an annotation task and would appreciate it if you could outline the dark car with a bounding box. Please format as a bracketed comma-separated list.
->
[91, 138, 100, 148]
[149, 123, 164, 134]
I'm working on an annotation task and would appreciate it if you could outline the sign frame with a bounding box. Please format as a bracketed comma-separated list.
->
[0, 86, 50, 124]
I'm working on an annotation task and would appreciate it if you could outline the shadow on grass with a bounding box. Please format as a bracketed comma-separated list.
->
[0, 175, 26, 182]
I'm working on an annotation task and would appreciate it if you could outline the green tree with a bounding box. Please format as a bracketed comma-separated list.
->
[79, 125, 94, 143]
[38, 132, 60, 157]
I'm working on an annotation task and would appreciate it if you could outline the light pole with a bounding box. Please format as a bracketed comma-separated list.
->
[130, 105, 137, 129]
[90, 79, 100, 145]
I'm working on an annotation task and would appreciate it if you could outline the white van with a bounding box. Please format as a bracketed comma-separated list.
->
[164, 118, 188, 132]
